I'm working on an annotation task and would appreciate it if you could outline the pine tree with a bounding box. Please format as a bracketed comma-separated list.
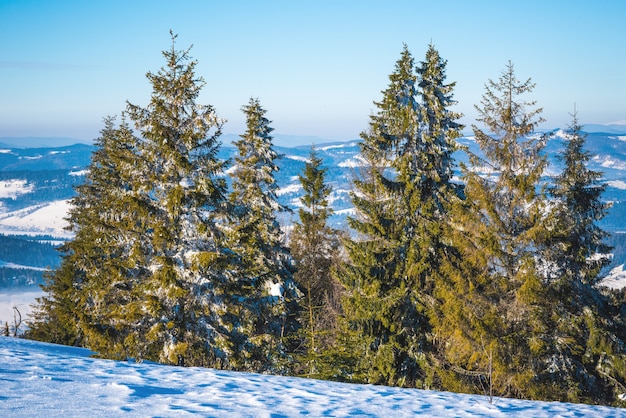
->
[547, 112, 611, 286]
[27, 117, 145, 352]
[334, 44, 462, 388]
[227, 97, 300, 373]
[289, 146, 342, 378]
[69, 117, 150, 359]
[536, 112, 626, 404]
[123, 32, 232, 367]
[438, 61, 550, 398]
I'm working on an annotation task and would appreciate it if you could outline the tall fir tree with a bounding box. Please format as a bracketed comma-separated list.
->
[227, 97, 300, 373]
[123, 32, 232, 367]
[334, 44, 462, 388]
[27, 117, 147, 354]
[69, 117, 150, 359]
[289, 146, 342, 378]
[536, 112, 626, 404]
[437, 61, 550, 398]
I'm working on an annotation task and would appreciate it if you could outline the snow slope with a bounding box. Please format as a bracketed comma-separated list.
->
[1, 337, 624, 417]
[601, 264, 626, 290]
[0, 200, 71, 238]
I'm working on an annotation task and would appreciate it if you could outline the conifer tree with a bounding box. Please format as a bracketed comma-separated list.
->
[547, 112, 611, 286]
[69, 117, 150, 358]
[27, 117, 145, 351]
[334, 44, 462, 388]
[227, 97, 300, 373]
[438, 61, 550, 398]
[124, 32, 232, 367]
[289, 146, 342, 377]
[536, 113, 626, 404]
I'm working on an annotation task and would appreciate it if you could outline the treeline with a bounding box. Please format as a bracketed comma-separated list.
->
[0, 234, 59, 288]
[0, 268, 46, 288]
[26, 34, 626, 406]
[0, 235, 61, 269]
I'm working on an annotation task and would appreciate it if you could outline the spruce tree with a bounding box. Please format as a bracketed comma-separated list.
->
[27, 117, 146, 353]
[289, 146, 342, 377]
[69, 117, 150, 359]
[334, 44, 462, 388]
[124, 32, 232, 367]
[227, 97, 300, 373]
[547, 112, 611, 286]
[438, 61, 550, 398]
[537, 113, 626, 404]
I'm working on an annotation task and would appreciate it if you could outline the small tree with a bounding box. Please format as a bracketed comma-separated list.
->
[290, 146, 342, 377]
[27, 116, 142, 350]
[536, 112, 626, 404]
[227, 97, 300, 373]
[11, 306, 22, 337]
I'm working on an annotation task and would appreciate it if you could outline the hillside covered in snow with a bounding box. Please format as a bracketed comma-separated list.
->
[1, 336, 625, 417]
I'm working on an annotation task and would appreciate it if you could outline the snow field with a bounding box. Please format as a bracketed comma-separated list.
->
[1, 337, 625, 417]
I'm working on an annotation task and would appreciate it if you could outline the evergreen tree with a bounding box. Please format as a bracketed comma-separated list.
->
[69, 117, 150, 359]
[438, 61, 550, 398]
[536, 113, 626, 404]
[547, 112, 611, 286]
[334, 44, 462, 388]
[227, 97, 300, 373]
[123, 32, 232, 367]
[289, 146, 342, 378]
[27, 117, 145, 352]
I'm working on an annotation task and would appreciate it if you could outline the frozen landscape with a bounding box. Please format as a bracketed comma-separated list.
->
[2, 336, 625, 417]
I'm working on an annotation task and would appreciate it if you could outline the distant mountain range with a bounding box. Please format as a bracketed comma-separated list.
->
[0, 137, 92, 148]
[2, 127, 626, 289]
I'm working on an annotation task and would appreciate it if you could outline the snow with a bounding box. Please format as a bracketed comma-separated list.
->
[607, 180, 626, 190]
[333, 208, 356, 216]
[0, 200, 71, 238]
[69, 169, 88, 176]
[284, 154, 310, 163]
[600, 264, 626, 290]
[268, 281, 283, 297]
[0, 337, 624, 417]
[594, 155, 626, 171]
[0, 260, 47, 271]
[327, 189, 350, 205]
[318, 142, 359, 151]
[276, 184, 302, 196]
[0, 179, 33, 199]
[338, 155, 368, 168]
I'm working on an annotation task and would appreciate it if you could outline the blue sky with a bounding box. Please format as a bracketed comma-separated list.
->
[1, 0, 625, 146]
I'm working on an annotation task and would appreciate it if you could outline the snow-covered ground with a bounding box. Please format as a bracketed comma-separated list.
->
[0, 199, 71, 238]
[1, 337, 624, 417]
[601, 264, 626, 290]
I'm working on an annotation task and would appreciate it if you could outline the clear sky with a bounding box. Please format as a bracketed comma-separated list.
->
[1, 0, 625, 146]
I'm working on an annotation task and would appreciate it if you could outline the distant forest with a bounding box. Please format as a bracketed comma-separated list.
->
[0, 235, 60, 288]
